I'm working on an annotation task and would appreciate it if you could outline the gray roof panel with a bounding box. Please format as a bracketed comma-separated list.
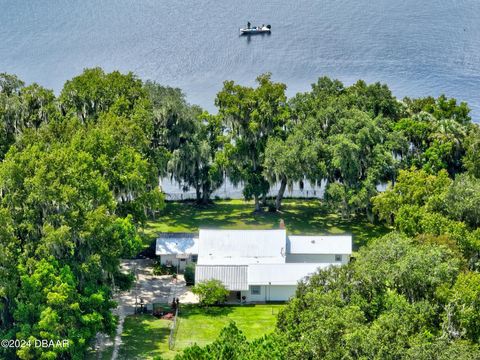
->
[195, 265, 248, 291]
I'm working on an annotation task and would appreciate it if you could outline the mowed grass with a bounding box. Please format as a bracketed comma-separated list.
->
[115, 306, 283, 359]
[143, 199, 391, 250]
[117, 314, 173, 360]
[174, 304, 283, 349]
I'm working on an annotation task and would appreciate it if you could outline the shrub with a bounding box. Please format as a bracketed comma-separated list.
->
[114, 270, 135, 291]
[153, 260, 176, 276]
[192, 279, 229, 306]
[184, 263, 196, 285]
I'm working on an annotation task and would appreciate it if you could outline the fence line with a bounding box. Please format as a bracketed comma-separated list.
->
[168, 307, 179, 350]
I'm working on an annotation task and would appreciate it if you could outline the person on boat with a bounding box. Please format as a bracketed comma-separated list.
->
[247, 21, 251, 29]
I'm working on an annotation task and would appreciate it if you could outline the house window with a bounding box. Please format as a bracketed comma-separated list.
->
[250, 286, 261, 295]
[335, 254, 342, 262]
[191, 255, 198, 263]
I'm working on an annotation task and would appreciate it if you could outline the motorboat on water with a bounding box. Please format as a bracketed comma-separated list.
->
[240, 24, 271, 35]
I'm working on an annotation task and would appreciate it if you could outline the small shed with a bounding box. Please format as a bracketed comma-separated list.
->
[155, 233, 198, 272]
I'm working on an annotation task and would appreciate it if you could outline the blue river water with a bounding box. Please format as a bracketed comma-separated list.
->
[1, 0, 479, 120]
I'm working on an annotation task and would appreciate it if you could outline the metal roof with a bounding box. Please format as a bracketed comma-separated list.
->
[287, 235, 352, 255]
[248, 263, 337, 285]
[197, 229, 287, 265]
[195, 265, 248, 291]
[155, 236, 198, 255]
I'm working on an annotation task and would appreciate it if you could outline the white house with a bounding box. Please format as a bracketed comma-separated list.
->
[156, 228, 352, 302]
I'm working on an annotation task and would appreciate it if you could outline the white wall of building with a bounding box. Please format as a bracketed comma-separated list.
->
[241, 285, 297, 302]
[267, 286, 297, 301]
[159, 254, 194, 272]
[241, 286, 266, 302]
[286, 253, 349, 265]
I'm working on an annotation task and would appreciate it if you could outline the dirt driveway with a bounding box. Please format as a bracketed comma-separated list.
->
[106, 259, 197, 360]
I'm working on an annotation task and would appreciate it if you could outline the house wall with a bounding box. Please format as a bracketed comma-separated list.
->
[159, 254, 193, 272]
[267, 285, 297, 301]
[285, 253, 349, 264]
[241, 285, 266, 302]
[241, 285, 297, 302]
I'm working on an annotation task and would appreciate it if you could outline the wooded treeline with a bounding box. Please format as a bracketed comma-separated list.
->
[0, 68, 479, 359]
[177, 233, 480, 360]
[176, 166, 480, 359]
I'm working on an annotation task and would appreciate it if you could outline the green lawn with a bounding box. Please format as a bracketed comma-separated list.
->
[114, 305, 283, 359]
[143, 199, 391, 249]
[117, 314, 173, 360]
[174, 304, 283, 350]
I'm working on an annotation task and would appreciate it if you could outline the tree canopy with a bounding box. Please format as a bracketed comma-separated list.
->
[1, 68, 479, 359]
[179, 233, 480, 360]
[0, 69, 165, 359]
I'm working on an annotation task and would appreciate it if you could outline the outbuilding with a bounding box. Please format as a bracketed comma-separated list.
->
[155, 233, 198, 272]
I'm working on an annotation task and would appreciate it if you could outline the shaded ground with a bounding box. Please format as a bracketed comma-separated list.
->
[143, 199, 392, 250]
[91, 260, 197, 359]
[115, 259, 185, 314]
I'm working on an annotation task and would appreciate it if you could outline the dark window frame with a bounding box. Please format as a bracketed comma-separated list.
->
[250, 285, 261, 295]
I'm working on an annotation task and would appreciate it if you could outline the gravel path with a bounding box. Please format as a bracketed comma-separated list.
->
[109, 259, 198, 360]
